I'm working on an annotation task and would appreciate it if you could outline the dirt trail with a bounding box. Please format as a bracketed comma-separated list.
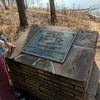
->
[90, 21, 100, 69]
[90, 21, 100, 100]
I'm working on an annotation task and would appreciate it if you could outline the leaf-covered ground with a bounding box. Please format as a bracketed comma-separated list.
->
[0, 8, 92, 42]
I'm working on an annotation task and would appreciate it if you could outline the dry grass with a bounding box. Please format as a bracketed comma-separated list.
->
[0, 9, 19, 42]
[0, 8, 91, 42]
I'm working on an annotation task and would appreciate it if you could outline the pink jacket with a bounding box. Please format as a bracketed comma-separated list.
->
[0, 56, 16, 100]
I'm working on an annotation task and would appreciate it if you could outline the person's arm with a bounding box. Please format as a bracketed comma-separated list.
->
[4, 42, 16, 58]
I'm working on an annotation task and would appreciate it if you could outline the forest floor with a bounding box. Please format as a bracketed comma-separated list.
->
[0, 8, 91, 42]
[90, 21, 100, 68]
[90, 21, 100, 100]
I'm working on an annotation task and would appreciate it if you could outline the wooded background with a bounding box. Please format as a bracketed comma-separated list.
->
[0, 0, 98, 27]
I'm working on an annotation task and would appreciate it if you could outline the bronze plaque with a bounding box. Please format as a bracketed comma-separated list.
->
[22, 30, 77, 63]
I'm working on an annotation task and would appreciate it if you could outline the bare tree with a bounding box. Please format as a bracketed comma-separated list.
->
[49, 0, 56, 25]
[10, 0, 16, 7]
[7, 0, 10, 6]
[24, 0, 28, 9]
[1, 0, 8, 10]
[32, 0, 34, 8]
[16, 0, 28, 27]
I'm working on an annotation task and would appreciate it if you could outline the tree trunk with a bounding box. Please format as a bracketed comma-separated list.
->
[49, 0, 56, 25]
[7, 0, 10, 7]
[1, 0, 8, 10]
[24, 0, 28, 9]
[16, 0, 28, 27]
[32, 0, 34, 8]
[11, 0, 14, 7]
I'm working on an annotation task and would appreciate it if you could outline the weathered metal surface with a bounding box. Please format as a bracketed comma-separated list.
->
[22, 30, 77, 63]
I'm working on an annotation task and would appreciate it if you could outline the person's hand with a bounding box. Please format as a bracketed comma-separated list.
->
[0, 40, 5, 48]
[4, 42, 16, 57]
[6, 42, 16, 53]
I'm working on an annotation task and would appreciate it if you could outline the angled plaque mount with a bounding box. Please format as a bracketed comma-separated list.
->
[22, 29, 77, 63]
